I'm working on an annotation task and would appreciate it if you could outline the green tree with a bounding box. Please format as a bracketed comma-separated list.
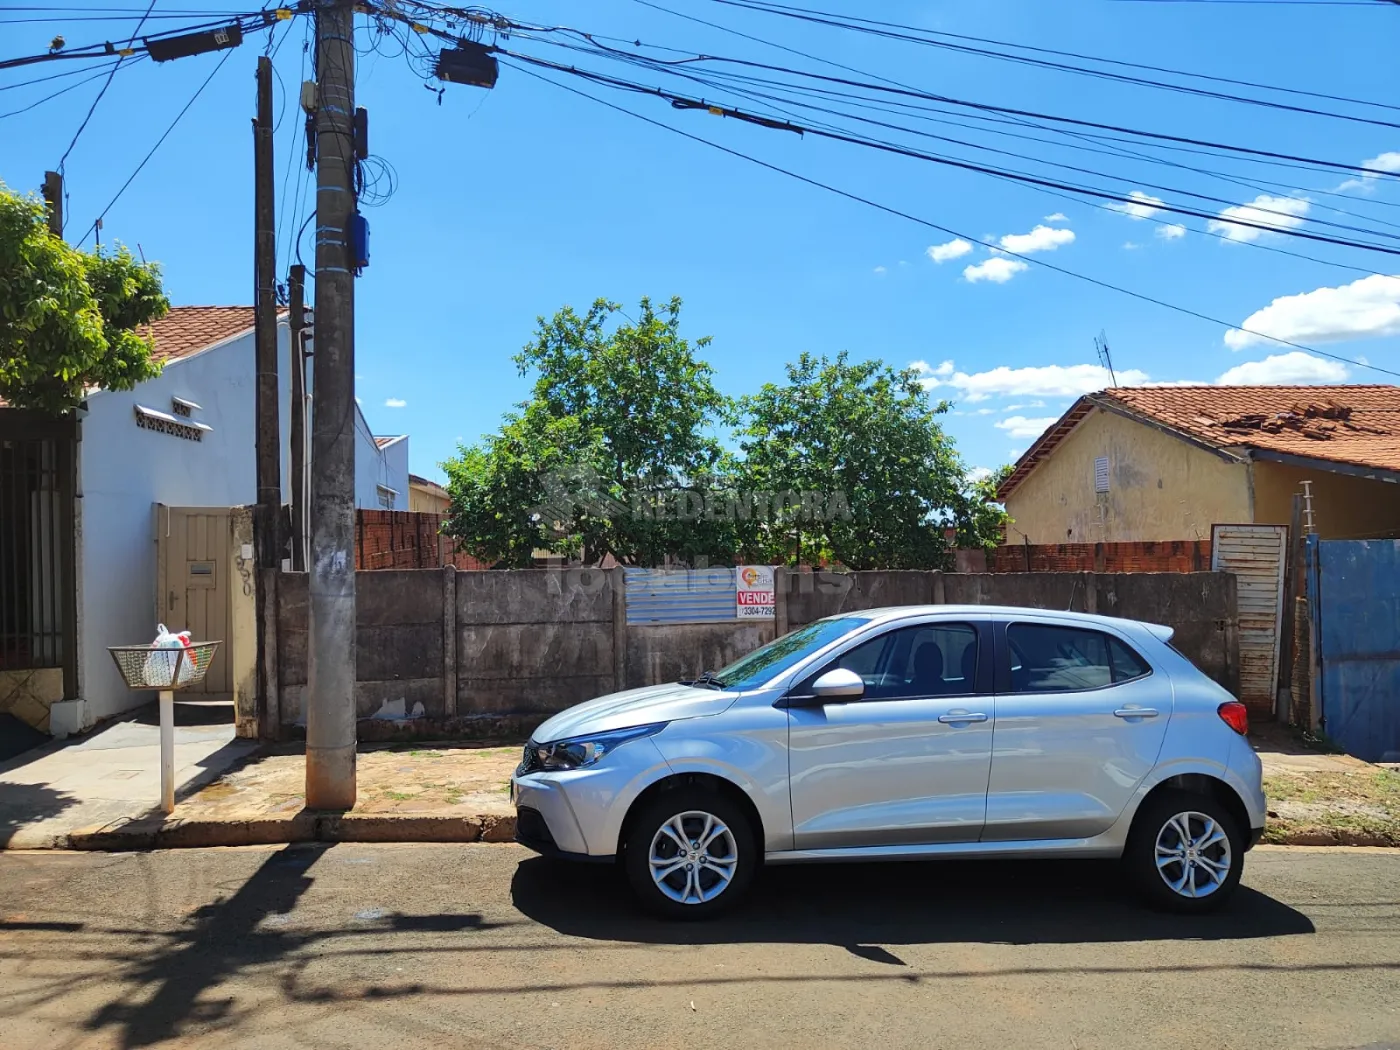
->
[954, 463, 1015, 553]
[735, 352, 967, 570]
[444, 297, 735, 567]
[0, 183, 168, 413]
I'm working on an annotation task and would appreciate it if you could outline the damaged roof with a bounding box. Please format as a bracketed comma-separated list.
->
[997, 385, 1400, 499]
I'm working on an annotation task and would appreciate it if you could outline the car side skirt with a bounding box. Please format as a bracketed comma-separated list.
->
[765, 834, 1124, 865]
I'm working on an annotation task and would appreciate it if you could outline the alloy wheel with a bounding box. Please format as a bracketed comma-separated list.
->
[1154, 810, 1233, 899]
[648, 810, 739, 905]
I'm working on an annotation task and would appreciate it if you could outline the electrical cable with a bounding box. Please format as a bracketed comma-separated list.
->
[55, 0, 154, 182]
[500, 50, 1400, 257]
[75, 44, 234, 247]
[698, 0, 1400, 123]
[0, 55, 143, 117]
[503, 59, 1400, 381]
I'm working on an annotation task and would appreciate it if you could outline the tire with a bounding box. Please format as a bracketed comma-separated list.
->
[622, 788, 757, 919]
[1126, 788, 1244, 914]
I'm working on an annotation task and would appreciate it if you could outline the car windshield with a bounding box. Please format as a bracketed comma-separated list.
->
[706, 616, 875, 690]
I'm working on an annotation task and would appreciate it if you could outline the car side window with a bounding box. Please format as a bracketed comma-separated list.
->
[800, 623, 981, 700]
[1005, 623, 1152, 693]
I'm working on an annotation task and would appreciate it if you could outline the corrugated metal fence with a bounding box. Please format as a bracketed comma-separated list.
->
[624, 568, 737, 624]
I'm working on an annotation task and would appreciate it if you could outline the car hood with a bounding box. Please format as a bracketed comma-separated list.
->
[530, 681, 739, 743]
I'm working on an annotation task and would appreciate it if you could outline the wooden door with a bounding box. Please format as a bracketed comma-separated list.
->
[1212, 523, 1287, 715]
[156, 506, 232, 699]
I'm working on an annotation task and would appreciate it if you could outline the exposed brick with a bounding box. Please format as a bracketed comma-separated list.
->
[991, 540, 1211, 574]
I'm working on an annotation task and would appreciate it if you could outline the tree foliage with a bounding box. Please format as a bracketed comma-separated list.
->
[0, 183, 168, 413]
[955, 463, 1015, 553]
[735, 352, 966, 569]
[445, 295, 1014, 570]
[444, 297, 733, 567]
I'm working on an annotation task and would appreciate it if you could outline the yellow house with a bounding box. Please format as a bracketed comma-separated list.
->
[408, 473, 450, 514]
[996, 386, 1400, 543]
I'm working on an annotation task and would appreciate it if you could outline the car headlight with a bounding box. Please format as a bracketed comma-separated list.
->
[530, 722, 668, 772]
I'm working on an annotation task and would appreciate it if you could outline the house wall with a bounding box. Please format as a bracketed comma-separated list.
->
[1252, 460, 1400, 539]
[1004, 407, 1251, 544]
[75, 324, 292, 726]
[409, 483, 450, 514]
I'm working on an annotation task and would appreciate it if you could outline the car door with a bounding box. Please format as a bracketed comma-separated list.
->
[984, 617, 1170, 842]
[786, 618, 994, 849]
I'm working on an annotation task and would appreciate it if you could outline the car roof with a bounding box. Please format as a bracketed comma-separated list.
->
[832, 605, 1167, 634]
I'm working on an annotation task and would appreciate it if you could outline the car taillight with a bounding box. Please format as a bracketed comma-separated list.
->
[1217, 701, 1249, 735]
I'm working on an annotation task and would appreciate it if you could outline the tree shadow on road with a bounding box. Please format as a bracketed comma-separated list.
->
[511, 855, 1317, 949]
[0, 783, 78, 847]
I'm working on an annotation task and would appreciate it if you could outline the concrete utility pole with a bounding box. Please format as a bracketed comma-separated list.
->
[253, 55, 283, 749]
[288, 263, 308, 573]
[42, 171, 63, 237]
[306, 0, 358, 810]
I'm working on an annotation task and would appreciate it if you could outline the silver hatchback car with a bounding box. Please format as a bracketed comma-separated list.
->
[511, 606, 1265, 918]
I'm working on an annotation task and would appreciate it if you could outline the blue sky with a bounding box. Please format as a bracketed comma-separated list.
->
[4, 0, 1399, 483]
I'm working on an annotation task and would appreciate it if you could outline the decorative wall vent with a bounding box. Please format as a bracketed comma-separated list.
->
[1094, 456, 1110, 493]
[170, 396, 201, 418]
[134, 404, 212, 442]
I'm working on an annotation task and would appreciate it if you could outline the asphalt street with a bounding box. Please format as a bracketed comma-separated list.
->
[1, 844, 1397, 1050]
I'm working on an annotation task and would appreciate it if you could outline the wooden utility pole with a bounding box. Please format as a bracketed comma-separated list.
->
[306, 0, 358, 810]
[289, 263, 308, 573]
[42, 171, 63, 237]
[253, 55, 282, 745]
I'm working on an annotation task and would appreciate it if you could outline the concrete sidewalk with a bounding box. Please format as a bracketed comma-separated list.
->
[0, 704, 258, 850]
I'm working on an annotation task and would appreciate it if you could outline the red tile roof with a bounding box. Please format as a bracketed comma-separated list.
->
[998, 385, 1400, 499]
[140, 306, 259, 363]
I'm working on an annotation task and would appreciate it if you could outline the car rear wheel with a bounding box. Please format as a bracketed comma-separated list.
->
[1126, 789, 1244, 913]
[623, 789, 756, 919]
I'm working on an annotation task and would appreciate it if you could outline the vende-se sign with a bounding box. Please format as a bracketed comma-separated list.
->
[735, 565, 775, 619]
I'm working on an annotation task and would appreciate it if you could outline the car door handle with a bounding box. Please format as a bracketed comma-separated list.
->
[1113, 707, 1159, 719]
[938, 712, 989, 724]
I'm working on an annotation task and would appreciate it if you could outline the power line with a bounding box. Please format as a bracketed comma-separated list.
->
[500, 50, 1400, 257]
[502, 59, 1400, 381]
[0, 55, 142, 117]
[76, 44, 234, 247]
[700, 0, 1400, 125]
[55, 0, 155, 183]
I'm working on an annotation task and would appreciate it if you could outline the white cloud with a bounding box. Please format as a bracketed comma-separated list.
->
[1337, 152, 1400, 193]
[975, 408, 995, 415]
[873, 265, 887, 275]
[998, 224, 1075, 254]
[1004, 401, 1046, 411]
[1123, 242, 1142, 251]
[1207, 194, 1310, 243]
[1225, 274, 1400, 349]
[996, 415, 1060, 439]
[927, 238, 973, 263]
[966, 466, 994, 483]
[1110, 190, 1164, 221]
[1215, 352, 1349, 386]
[1157, 223, 1187, 240]
[964, 257, 1028, 283]
[1043, 213, 1068, 223]
[384, 398, 407, 408]
[917, 360, 1149, 401]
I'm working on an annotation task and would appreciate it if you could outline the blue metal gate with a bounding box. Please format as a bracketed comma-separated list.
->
[1310, 536, 1400, 762]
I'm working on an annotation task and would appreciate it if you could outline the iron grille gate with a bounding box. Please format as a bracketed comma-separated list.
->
[0, 418, 76, 692]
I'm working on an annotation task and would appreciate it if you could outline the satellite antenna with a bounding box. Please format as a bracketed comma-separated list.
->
[1094, 330, 1119, 388]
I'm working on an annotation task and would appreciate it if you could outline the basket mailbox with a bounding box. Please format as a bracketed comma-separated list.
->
[108, 640, 221, 814]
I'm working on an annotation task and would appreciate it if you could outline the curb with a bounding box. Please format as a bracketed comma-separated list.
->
[4, 812, 517, 852]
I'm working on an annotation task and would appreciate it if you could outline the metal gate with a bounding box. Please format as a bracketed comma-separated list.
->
[1310, 537, 1400, 762]
[1211, 524, 1287, 713]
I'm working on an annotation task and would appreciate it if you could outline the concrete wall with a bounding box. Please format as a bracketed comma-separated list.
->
[1005, 406, 1251, 544]
[75, 324, 292, 727]
[272, 566, 1239, 740]
[1252, 460, 1400, 539]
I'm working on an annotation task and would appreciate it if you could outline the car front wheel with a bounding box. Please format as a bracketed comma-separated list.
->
[1127, 789, 1244, 913]
[623, 789, 756, 919]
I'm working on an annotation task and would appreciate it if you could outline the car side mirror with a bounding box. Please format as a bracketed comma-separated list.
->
[810, 668, 865, 702]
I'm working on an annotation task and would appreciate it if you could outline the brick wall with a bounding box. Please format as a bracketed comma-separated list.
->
[354, 510, 490, 571]
[991, 540, 1211, 574]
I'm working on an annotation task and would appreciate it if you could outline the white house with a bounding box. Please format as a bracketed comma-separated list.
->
[0, 306, 411, 736]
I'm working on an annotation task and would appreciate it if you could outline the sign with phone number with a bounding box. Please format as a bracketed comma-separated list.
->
[735, 565, 775, 619]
